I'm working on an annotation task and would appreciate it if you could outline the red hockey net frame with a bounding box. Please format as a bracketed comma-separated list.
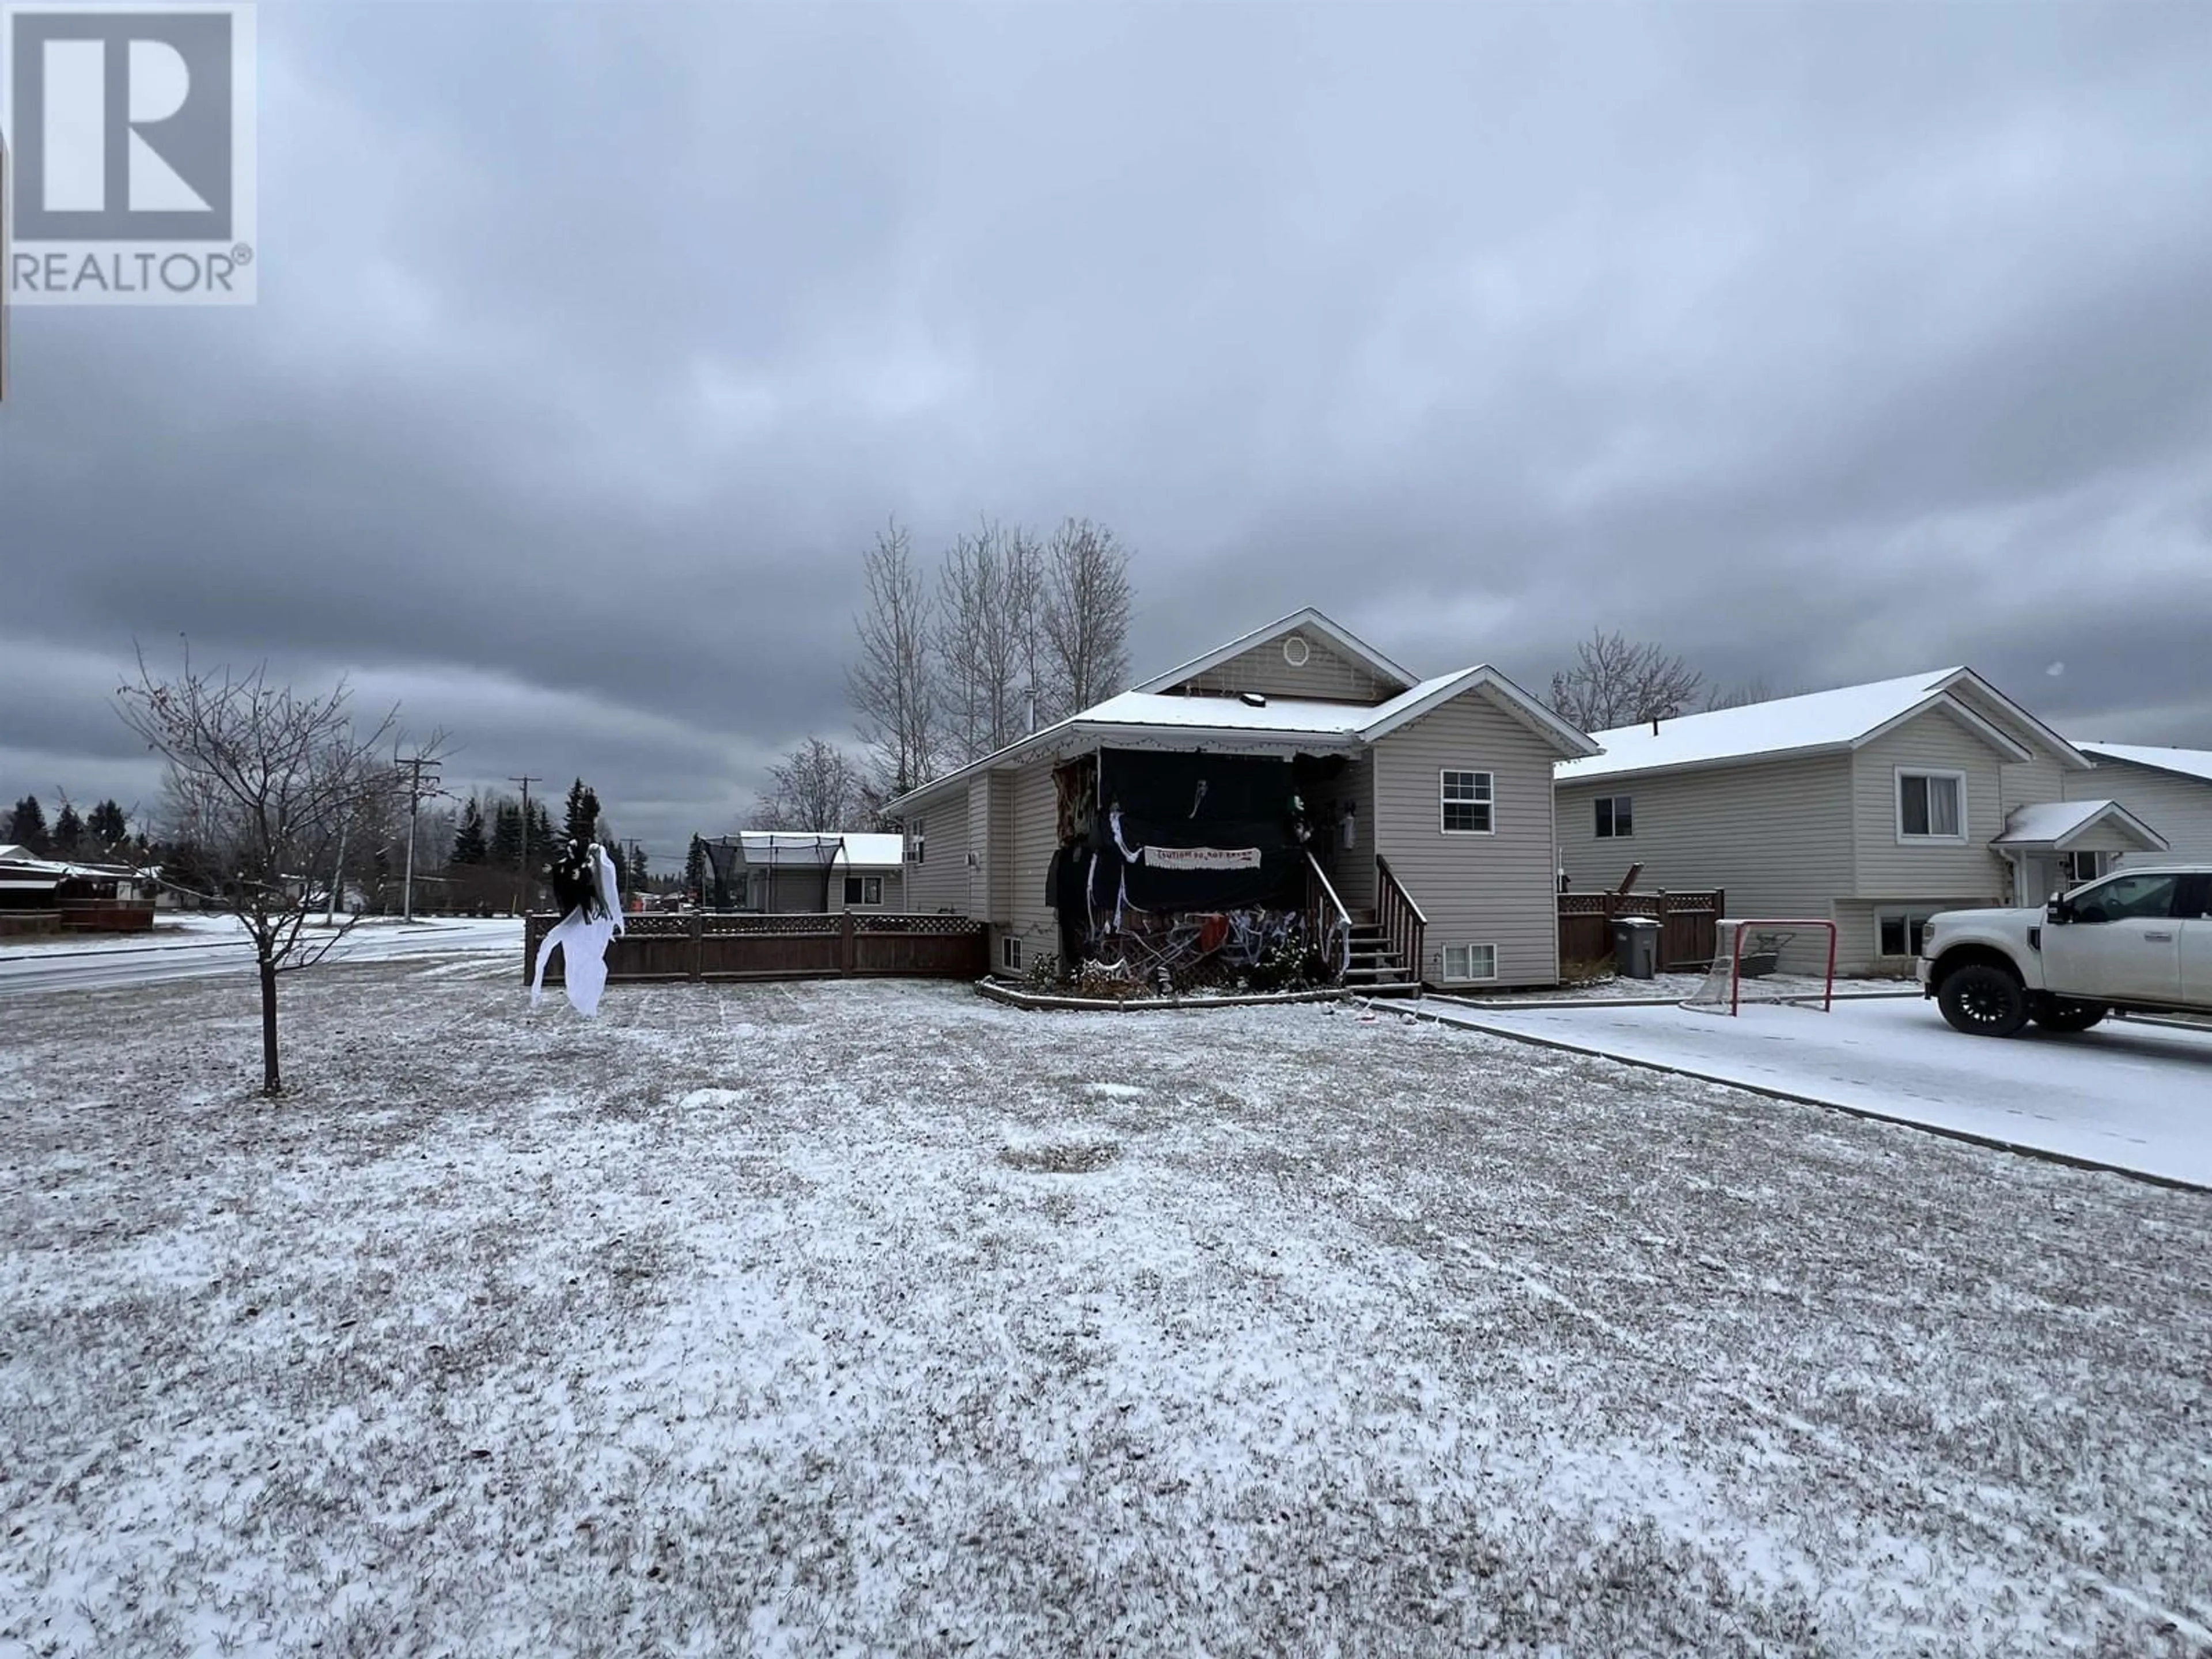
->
[1687, 918, 1838, 1015]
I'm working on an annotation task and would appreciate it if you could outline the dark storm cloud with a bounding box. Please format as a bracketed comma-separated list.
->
[3, 2, 2209, 858]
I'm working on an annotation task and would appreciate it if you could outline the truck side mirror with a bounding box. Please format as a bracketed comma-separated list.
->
[2045, 895, 2072, 924]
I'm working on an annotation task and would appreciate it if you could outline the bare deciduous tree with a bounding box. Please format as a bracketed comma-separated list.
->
[847, 520, 940, 801]
[1547, 630, 1705, 732]
[1040, 517, 1132, 721]
[748, 737, 863, 831]
[936, 518, 1039, 763]
[115, 646, 441, 1096]
[1704, 677, 1785, 711]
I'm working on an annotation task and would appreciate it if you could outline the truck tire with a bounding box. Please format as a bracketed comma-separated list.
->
[2032, 999, 2108, 1034]
[1937, 962, 2030, 1037]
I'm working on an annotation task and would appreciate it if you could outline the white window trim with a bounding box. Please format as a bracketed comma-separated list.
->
[1595, 794, 1633, 840]
[845, 874, 884, 907]
[1001, 934, 1022, 971]
[910, 821, 926, 866]
[1893, 767, 1968, 844]
[1441, 942, 1498, 982]
[1438, 768, 1496, 836]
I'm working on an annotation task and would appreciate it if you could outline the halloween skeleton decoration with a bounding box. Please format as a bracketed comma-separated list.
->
[530, 789, 626, 1017]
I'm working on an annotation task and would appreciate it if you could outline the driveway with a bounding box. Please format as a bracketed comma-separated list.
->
[1422, 994, 2212, 1188]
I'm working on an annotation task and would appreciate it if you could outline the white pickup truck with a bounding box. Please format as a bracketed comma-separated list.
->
[1917, 866, 2212, 1036]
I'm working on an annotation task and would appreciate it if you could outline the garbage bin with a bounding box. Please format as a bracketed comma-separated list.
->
[1612, 916, 1662, 980]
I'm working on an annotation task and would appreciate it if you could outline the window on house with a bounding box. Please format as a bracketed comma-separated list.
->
[1896, 771, 1965, 840]
[1001, 934, 1022, 971]
[1440, 770, 1494, 834]
[910, 821, 925, 865]
[2063, 851, 2104, 885]
[844, 875, 884, 906]
[1594, 796, 1634, 839]
[1877, 910, 1942, 958]
[1442, 943, 1498, 981]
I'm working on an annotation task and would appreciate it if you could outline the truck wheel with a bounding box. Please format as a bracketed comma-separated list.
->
[2032, 999, 2108, 1034]
[1937, 963, 2029, 1037]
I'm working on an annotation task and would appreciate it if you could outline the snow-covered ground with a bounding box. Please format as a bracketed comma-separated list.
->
[0, 917, 520, 995]
[3, 970, 2210, 1655]
[1422, 995, 2212, 1187]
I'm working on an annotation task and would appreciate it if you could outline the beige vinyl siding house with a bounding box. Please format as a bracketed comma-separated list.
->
[887, 609, 1596, 988]
[2068, 745, 2212, 868]
[1555, 669, 2166, 974]
[1555, 754, 1857, 930]
[1370, 695, 1570, 986]
[902, 806, 967, 914]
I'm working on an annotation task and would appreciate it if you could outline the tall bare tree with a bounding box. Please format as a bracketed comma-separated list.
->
[936, 518, 1037, 763]
[748, 737, 863, 830]
[1040, 517, 1132, 721]
[116, 647, 439, 1095]
[1547, 630, 1705, 732]
[1704, 677, 1782, 711]
[847, 520, 940, 801]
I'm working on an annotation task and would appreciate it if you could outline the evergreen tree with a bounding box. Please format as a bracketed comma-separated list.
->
[7, 796, 50, 854]
[529, 800, 556, 858]
[563, 778, 597, 846]
[86, 800, 128, 851]
[491, 799, 523, 869]
[450, 797, 489, 865]
[685, 835, 707, 900]
[51, 802, 84, 858]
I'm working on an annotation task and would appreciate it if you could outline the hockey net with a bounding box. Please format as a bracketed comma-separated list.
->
[1682, 919, 1838, 1014]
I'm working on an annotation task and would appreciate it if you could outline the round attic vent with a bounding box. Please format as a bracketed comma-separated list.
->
[1282, 634, 1311, 667]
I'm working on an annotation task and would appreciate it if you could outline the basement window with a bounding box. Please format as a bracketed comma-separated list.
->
[1442, 943, 1497, 982]
[1001, 935, 1022, 972]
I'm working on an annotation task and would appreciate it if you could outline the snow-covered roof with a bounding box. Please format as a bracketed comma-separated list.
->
[1992, 800, 2167, 851]
[2074, 741, 2212, 787]
[1555, 669, 2050, 784]
[736, 831, 904, 868]
[885, 662, 1596, 817]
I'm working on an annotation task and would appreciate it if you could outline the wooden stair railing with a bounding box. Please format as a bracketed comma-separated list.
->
[1374, 855, 1427, 990]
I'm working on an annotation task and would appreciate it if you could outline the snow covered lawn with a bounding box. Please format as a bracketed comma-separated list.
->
[1423, 996, 2212, 1187]
[3, 967, 2210, 1655]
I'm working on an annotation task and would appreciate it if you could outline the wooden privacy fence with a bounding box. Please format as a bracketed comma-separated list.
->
[1559, 889, 1724, 972]
[524, 910, 988, 986]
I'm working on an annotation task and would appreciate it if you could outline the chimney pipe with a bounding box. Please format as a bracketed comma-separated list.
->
[1027, 691, 1037, 734]
[1650, 717, 1660, 736]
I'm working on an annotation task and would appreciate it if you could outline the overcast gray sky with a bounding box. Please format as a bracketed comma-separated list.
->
[5, 1, 2210, 866]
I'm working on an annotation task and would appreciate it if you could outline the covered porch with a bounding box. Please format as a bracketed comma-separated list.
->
[1992, 799, 2168, 906]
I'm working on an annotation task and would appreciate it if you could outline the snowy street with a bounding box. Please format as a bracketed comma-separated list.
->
[1422, 995, 2212, 1188]
[3, 967, 2209, 1655]
[0, 917, 521, 996]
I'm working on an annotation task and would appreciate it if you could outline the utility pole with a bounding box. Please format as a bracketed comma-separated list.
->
[396, 752, 441, 923]
[509, 774, 541, 916]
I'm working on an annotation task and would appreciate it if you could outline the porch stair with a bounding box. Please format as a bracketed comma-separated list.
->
[1343, 914, 1419, 995]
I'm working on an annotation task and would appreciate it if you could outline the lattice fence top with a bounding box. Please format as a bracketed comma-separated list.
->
[701, 912, 846, 935]
[859, 914, 984, 935]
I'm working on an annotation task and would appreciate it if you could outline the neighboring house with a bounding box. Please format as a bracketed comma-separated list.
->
[2067, 743, 2212, 868]
[700, 832, 906, 913]
[1553, 669, 2168, 972]
[885, 609, 1597, 988]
